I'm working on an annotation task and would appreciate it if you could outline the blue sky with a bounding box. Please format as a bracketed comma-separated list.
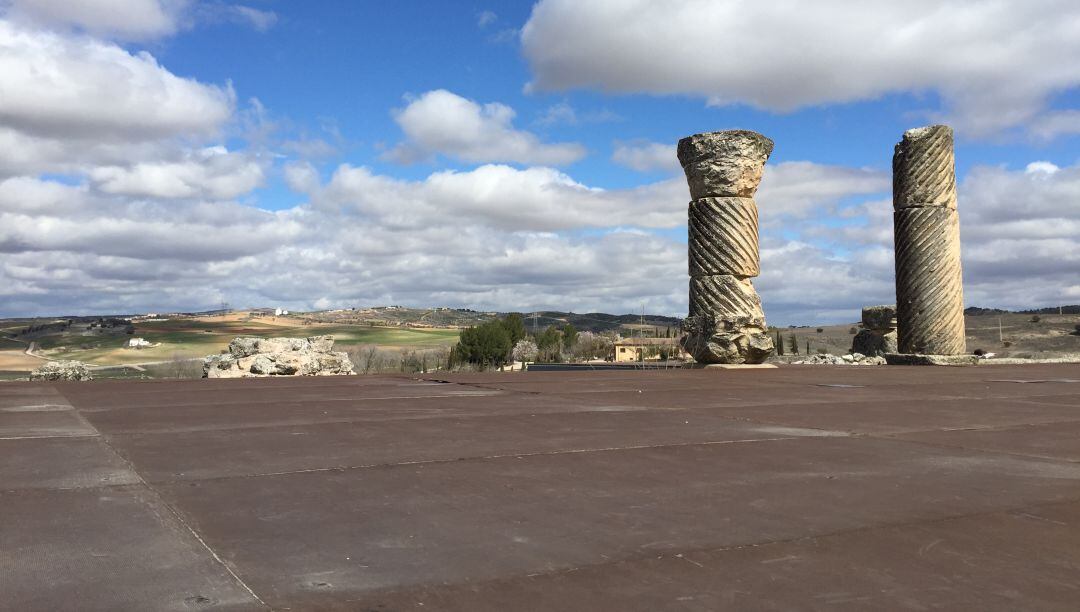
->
[1, 0, 1079, 324]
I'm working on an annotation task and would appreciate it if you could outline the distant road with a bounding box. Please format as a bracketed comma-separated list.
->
[16, 340, 48, 361]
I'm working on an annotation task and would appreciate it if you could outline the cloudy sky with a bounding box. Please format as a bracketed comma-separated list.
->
[1, 0, 1079, 324]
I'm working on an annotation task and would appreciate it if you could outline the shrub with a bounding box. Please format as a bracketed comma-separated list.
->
[848, 327, 858, 335]
[816, 328, 823, 333]
[1030, 315, 1041, 323]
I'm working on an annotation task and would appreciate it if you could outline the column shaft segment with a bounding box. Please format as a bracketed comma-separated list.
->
[892, 125, 966, 355]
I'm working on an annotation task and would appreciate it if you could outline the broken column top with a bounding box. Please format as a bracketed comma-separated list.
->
[678, 130, 774, 199]
[892, 124, 956, 210]
[861, 304, 897, 330]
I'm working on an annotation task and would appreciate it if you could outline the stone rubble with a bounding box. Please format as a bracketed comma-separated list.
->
[203, 335, 355, 378]
[30, 360, 93, 381]
[793, 353, 887, 366]
[678, 130, 775, 364]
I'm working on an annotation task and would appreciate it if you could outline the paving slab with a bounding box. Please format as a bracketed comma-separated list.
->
[0, 486, 263, 611]
[79, 391, 654, 435]
[0, 407, 95, 438]
[895, 421, 1080, 462]
[350, 500, 1080, 611]
[156, 436, 1080, 609]
[5, 363, 1080, 610]
[697, 396, 1080, 435]
[105, 409, 831, 483]
[0, 436, 139, 490]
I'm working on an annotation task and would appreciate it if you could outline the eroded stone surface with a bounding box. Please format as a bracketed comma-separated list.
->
[862, 305, 897, 331]
[204, 335, 354, 378]
[681, 314, 772, 365]
[688, 274, 765, 320]
[852, 329, 898, 357]
[892, 125, 957, 210]
[678, 130, 773, 199]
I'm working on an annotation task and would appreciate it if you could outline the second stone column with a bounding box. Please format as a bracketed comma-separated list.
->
[892, 125, 966, 355]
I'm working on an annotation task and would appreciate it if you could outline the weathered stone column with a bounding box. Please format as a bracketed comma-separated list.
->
[677, 130, 774, 364]
[892, 125, 966, 355]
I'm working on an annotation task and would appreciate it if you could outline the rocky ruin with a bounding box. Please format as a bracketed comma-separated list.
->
[678, 130, 775, 364]
[30, 360, 92, 381]
[203, 335, 355, 378]
[892, 125, 966, 355]
[851, 305, 898, 357]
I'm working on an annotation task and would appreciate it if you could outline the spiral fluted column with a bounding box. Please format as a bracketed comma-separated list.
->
[892, 125, 966, 355]
[677, 130, 774, 364]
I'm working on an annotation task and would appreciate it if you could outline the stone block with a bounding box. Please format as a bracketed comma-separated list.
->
[892, 125, 957, 210]
[688, 197, 759, 277]
[678, 130, 773, 199]
[689, 275, 764, 320]
[861, 305, 897, 330]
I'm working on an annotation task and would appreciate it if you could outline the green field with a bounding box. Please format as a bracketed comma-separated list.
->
[18, 316, 460, 368]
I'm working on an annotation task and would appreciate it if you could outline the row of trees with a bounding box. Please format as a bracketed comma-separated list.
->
[774, 330, 814, 355]
[450, 314, 618, 370]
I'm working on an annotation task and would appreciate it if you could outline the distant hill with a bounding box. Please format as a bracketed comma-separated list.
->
[966, 305, 1080, 315]
[524, 311, 681, 334]
[303, 307, 681, 334]
[964, 306, 1013, 316]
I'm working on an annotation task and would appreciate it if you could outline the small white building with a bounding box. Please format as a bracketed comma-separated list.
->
[127, 337, 152, 348]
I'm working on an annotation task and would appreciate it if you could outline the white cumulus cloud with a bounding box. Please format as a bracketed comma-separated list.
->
[0, 20, 233, 143]
[2, 0, 184, 40]
[521, 0, 1080, 137]
[90, 146, 265, 200]
[385, 89, 586, 166]
[611, 139, 679, 173]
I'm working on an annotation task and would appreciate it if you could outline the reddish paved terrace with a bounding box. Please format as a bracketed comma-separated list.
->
[3, 364, 1080, 611]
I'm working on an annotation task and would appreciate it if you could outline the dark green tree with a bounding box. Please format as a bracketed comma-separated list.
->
[535, 326, 563, 362]
[776, 330, 784, 355]
[500, 313, 527, 345]
[788, 333, 799, 355]
[561, 323, 578, 351]
[454, 320, 513, 369]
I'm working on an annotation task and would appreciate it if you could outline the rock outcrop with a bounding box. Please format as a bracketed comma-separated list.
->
[678, 130, 774, 364]
[851, 305, 898, 357]
[892, 125, 966, 355]
[203, 335, 355, 378]
[30, 360, 92, 381]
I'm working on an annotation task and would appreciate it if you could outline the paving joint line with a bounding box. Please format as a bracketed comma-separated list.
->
[861, 429, 1080, 465]
[55, 386, 271, 609]
[146, 435, 812, 485]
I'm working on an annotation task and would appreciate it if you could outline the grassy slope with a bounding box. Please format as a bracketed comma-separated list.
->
[32, 317, 460, 368]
